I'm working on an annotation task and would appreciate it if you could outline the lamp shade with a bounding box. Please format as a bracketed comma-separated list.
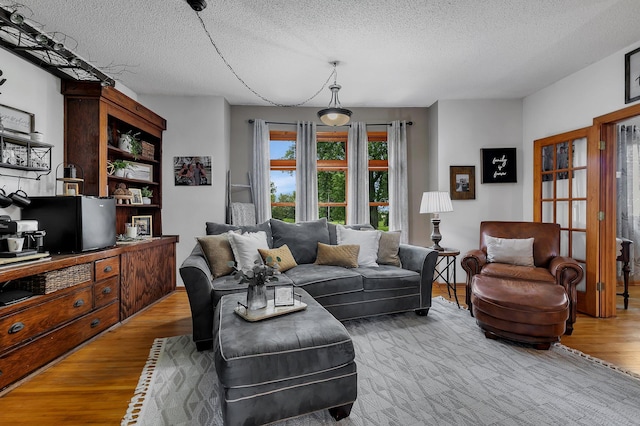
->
[318, 107, 352, 126]
[419, 191, 453, 214]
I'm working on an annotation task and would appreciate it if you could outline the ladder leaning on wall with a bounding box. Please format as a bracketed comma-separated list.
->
[226, 170, 257, 225]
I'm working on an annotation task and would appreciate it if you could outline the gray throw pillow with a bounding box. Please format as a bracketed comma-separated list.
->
[270, 218, 330, 264]
[205, 221, 273, 248]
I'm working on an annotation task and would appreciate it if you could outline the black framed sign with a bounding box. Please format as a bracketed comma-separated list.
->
[481, 148, 517, 183]
[625, 46, 640, 104]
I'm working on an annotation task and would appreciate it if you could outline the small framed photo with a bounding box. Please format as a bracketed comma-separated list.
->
[132, 215, 152, 238]
[449, 166, 475, 200]
[481, 148, 517, 183]
[129, 188, 143, 205]
[274, 284, 295, 307]
[625, 46, 640, 104]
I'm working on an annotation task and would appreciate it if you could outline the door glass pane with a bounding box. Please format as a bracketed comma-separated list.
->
[576, 262, 586, 292]
[556, 142, 569, 170]
[561, 230, 570, 257]
[542, 201, 554, 223]
[556, 174, 569, 198]
[542, 145, 554, 171]
[572, 169, 587, 198]
[542, 180, 553, 198]
[556, 201, 569, 228]
[573, 137, 587, 167]
[572, 200, 587, 229]
[572, 231, 586, 260]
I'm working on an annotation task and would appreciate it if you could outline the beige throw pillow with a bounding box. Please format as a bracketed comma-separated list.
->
[315, 243, 360, 268]
[258, 244, 298, 273]
[377, 231, 402, 267]
[196, 234, 234, 278]
[485, 235, 535, 267]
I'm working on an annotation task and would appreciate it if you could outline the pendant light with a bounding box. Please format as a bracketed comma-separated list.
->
[317, 62, 352, 126]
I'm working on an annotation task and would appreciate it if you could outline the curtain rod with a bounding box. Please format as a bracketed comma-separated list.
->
[247, 119, 413, 127]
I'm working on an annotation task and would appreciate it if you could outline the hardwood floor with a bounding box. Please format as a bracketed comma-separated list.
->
[1, 285, 639, 425]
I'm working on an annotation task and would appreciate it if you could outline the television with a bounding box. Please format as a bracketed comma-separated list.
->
[22, 196, 116, 253]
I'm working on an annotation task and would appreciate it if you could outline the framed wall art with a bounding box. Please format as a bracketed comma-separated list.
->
[174, 155, 212, 186]
[449, 166, 475, 200]
[0, 104, 34, 134]
[625, 46, 640, 104]
[129, 188, 143, 205]
[481, 148, 517, 183]
[132, 215, 153, 238]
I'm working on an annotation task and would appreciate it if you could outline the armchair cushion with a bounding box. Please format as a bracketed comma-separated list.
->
[481, 263, 555, 283]
[485, 236, 534, 266]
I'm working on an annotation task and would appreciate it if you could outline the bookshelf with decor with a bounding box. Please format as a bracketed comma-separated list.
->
[61, 81, 166, 237]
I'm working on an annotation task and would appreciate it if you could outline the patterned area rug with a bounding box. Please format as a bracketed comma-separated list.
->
[122, 297, 640, 425]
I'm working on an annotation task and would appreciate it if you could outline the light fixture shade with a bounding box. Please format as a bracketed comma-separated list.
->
[419, 191, 453, 214]
[318, 107, 352, 126]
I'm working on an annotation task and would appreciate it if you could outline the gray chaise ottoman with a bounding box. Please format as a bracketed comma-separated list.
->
[213, 288, 357, 425]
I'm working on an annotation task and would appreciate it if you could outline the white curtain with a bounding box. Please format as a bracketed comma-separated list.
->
[616, 124, 639, 279]
[252, 119, 271, 223]
[347, 122, 370, 225]
[295, 121, 318, 222]
[388, 120, 409, 243]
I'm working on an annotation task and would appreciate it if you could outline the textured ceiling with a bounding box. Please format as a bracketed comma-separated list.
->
[5, 0, 640, 107]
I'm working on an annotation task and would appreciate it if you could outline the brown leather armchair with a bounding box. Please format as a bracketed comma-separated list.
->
[461, 221, 583, 349]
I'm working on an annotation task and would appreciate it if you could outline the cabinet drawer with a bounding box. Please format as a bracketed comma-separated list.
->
[0, 286, 93, 350]
[0, 301, 119, 391]
[94, 276, 119, 308]
[95, 256, 120, 281]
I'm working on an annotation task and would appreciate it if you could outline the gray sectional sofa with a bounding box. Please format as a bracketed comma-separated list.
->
[180, 218, 439, 351]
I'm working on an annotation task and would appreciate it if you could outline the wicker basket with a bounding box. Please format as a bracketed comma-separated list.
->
[141, 141, 155, 159]
[9, 263, 92, 294]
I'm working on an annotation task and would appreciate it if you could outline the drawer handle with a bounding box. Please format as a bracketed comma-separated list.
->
[103, 265, 112, 273]
[91, 319, 100, 328]
[102, 287, 112, 295]
[8, 322, 24, 334]
[74, 299, 85, 308]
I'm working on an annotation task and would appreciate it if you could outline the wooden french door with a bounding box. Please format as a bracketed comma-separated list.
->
[533, 127, 600, 317]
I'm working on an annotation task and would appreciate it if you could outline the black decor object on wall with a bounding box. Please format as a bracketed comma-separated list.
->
[481, 148, 517, 183]
[625, 46, 640, 104]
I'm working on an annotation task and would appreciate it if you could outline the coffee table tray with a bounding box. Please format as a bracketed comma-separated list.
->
[234, 299, 307, 322]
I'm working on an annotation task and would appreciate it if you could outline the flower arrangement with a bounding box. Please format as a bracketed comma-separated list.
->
[228, 257, 281, 310]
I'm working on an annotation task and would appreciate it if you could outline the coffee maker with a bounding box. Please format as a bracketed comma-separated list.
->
[0, 215, 46, 254]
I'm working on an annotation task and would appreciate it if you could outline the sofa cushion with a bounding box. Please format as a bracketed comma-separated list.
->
[328, 222, 374, 245]
[377, 231, 402, 267]
[270, 218, 330, 264]
[196, 234, 234, 278]
[284, 264, 363, 297]
[481, 263, 555, 283]
[227, 231, 270, 271]
[337, 225, 381, 267]
[357, 265, 420, 291]
[315, 242, 359, 268]
[485, 235, 534, 267]
[206, 221, 273, 248]
[258, 244, 297, 272]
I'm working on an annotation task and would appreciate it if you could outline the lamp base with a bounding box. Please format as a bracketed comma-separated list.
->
[430, 217, 445, 251]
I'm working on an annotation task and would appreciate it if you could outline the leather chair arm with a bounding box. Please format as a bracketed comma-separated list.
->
[461, 249, 486, 278]
[549, 256, 583, 287]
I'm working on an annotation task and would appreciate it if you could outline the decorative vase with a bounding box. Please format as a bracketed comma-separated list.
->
[246, 282, 267, 311]
[114, 168, 126, 177]
[142, 197, 151, 205]
[119, 135, 132, 153]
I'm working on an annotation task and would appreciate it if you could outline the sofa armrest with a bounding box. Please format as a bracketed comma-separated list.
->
[399, 244, 438, 310]
[179, 244, 216, 350]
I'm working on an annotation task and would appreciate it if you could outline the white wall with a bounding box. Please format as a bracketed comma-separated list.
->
[140, 95, 230, 286]
[523, 40, 640, 219]
[430, 99, 524, 279]
[0, 49, 64, 218]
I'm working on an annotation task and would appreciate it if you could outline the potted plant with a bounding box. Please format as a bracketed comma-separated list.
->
[107, 159, 131, 177]
[141, 186, 153, 204]
[228, 257, 280, 311]
[118, 130, 142, 159]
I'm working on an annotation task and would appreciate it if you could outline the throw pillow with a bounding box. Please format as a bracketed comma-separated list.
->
[270, 218, 330, 264]
[227, 230, 270, 271]
[328, 222, 374, 245]
[336, 225, 381, 267]
[377, 231, 402, 267]
[195, 234, 235, 278]
[485, 235, 535, 267]
[258, 244, 298, 273]
[315, 242, 359, 268]
[205, 221, 273, 248]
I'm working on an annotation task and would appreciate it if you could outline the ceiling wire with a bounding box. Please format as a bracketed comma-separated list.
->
[194, 12, 335, 107]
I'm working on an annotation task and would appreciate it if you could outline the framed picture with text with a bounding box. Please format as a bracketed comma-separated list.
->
[481, 148, 517, 183]
[625, 46, 640, 104]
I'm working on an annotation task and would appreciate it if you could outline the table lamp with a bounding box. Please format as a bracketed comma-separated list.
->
[419, 191, 453, 251]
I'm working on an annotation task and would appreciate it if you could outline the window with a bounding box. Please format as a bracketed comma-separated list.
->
[269, 130, 388, 228]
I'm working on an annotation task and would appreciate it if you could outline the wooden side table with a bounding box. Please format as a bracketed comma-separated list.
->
[434, 248, 460, 308]
[617, 238, 633, 309]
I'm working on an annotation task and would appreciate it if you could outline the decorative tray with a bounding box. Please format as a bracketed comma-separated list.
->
[234, 299, 307, 322]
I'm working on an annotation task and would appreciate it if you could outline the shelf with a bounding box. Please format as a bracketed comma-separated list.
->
[0, 130, 53, 148]
[107, 145, 158, 164]
[116, 204, 159, 209]
[107, 175, 158, 186]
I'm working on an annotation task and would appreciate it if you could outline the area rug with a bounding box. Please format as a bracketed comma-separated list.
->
[122, 297, 640, 425]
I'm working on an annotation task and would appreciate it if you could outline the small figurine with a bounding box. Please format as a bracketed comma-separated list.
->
[113, 183, 133, 205]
